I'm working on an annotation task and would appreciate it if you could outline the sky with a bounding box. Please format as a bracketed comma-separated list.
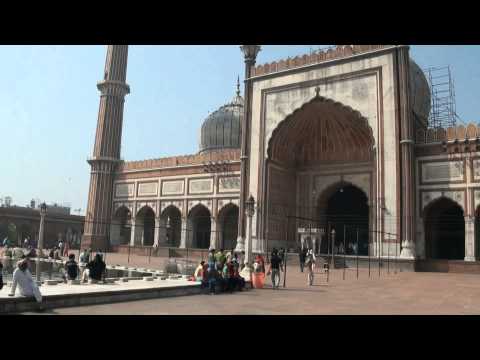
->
[0, 45, 479, 214]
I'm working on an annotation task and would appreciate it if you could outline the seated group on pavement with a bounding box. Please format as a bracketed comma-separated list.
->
[193, 249, 246, 295]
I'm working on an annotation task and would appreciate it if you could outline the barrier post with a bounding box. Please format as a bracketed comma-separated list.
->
[343, 225, 346, 281]
[378, 232, 381, 278]
[395, 234, 398, 274]
[368, 230, 371, 278]
[387, 233, 390, 274]
[356, 228, 359, 279]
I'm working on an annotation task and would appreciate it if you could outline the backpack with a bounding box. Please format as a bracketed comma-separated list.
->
[305, 253, 313, 265]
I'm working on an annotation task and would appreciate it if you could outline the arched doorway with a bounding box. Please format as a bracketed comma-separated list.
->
[265, 95, 375, 251]
[424, 197, 464, 260]
[318, 183, 369, 255]
[135, 206, 155, 246]
[218, 204, 239, 251]
[160, 205, 182, 247]
[187, 205, 211, 249]
[112, 206, 132, 245]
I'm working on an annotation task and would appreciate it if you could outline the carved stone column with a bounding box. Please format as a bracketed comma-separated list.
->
[396, 45, 416, 259]
[465, 216, 476, 261]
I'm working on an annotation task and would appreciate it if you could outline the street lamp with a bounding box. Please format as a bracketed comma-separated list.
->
[245, 195, 255, 268]
[240, 45, 262, 64]
[331, 228, 336, 269]
[36, 203, 47, 284]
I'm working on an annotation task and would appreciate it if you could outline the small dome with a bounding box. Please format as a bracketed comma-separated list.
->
[409, 59, 431, 126]
[199, 80, 244, 153]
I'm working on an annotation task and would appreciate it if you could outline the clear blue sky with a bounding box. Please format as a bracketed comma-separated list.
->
[1, 45, 479, 214]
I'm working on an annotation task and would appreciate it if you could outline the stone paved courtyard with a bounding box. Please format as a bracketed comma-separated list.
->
[18, 254, 480, 314]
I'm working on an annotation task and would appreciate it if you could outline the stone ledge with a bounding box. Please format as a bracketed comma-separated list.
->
[0, 284, 202, 314]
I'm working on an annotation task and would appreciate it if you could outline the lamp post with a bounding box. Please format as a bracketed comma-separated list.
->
[236, 45, 261, 253]
[331, 228, 336, 269]
[36, 203, 47, 283]
[245, 195, 255, 266]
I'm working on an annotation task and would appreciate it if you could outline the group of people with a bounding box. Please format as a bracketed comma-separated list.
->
[193, 249, 247, 295]
[47, 240, 73, 259]
[1, 248, 107, 311]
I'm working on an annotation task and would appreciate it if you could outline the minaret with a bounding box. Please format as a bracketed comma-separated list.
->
[82, 45, 130, 251]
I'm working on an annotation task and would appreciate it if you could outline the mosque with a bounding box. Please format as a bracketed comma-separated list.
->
[82, 45, 480, 270]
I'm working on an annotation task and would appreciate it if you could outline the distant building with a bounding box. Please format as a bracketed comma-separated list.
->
[0, 204, 84, 248]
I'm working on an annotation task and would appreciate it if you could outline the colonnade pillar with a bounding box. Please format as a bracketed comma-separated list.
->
[465, 216, 476, 261]
[153, 217, 161, 247]
[210, 217, 218, 250]
[180, 217, 187, 249]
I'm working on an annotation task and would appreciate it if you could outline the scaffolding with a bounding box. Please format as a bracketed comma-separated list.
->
[424, 66, 462, 129]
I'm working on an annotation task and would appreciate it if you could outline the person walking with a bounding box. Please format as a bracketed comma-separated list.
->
[267, 249, 283, 289]
[207, 262, 217, 295]
[305, 249, 316, 286]
[279, 247, 285, 264]
[215, 249, 226, 271]
[8, 259, 43, 308]
[58, 241, 64, 258]
[79, 249, 89, 265]
[0, 260, 4, 291]
[63, 241, 70, 257]
[299, 247, 307, 273]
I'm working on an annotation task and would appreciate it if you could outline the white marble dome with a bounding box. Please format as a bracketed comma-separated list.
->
[199, 85, 243, 154]
[409, 59, 432, 126]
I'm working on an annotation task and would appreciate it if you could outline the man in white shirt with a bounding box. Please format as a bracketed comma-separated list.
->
[9, 259, 43, 305]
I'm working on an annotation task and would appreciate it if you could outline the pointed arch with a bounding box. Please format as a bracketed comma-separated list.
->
[217, 203, 239, 251]
[424, 197, 465, 260]
[187, 204, 212, 249]
[267, 95, 375, 167]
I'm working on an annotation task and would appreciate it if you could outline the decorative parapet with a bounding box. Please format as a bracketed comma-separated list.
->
[415, 123, 480, 153]
[117, 149, 240, 172]
[252, 45, 389, 77]
[416, 124, 480, 143]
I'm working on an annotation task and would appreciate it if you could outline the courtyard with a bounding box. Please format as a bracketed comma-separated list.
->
[18, 260, 480, 315]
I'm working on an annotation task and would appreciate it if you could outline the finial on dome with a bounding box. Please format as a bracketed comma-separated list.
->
[236, 76, 240, 97]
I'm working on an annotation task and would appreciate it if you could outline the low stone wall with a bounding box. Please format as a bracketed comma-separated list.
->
[415, 260, 480, 273]
[0, 284, 202, 314]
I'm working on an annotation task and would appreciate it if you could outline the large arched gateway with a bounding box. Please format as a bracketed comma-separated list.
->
[263, 95, 375, 253]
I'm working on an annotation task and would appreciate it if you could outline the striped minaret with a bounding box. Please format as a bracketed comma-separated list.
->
[82, 45, 130, 251]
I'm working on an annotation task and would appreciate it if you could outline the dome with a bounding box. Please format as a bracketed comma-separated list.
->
[199, 80, 244, 153]
[409, 59, 431, 126]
